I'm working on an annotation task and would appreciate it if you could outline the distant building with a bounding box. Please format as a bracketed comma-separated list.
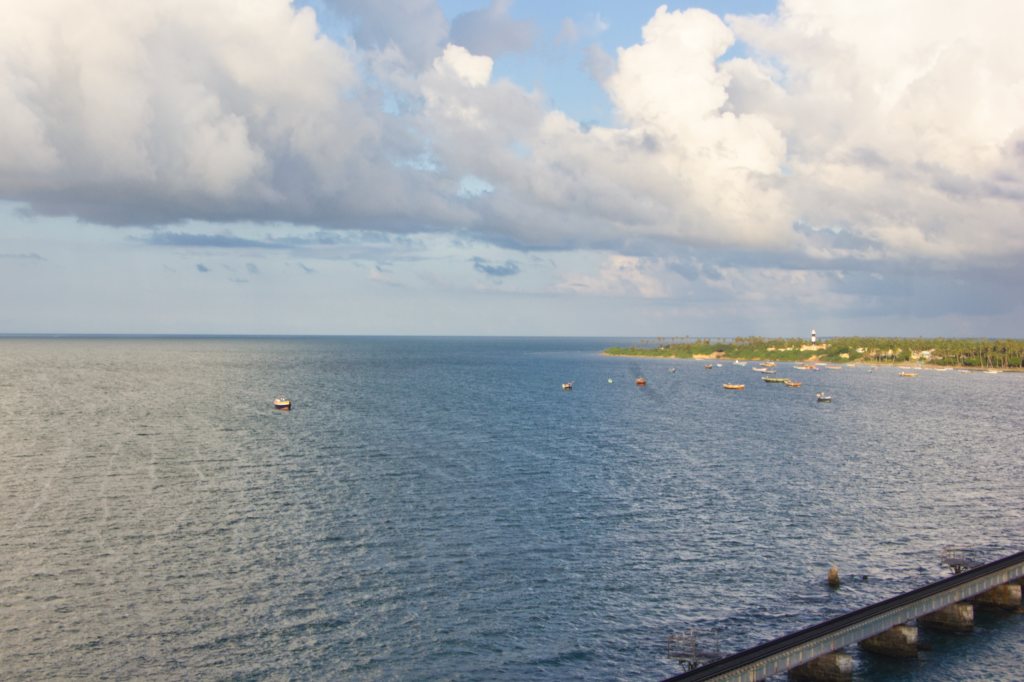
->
[811, 329, 817, 343]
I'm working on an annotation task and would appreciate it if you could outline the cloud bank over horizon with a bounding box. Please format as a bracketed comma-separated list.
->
[1, 0, 1022, 335]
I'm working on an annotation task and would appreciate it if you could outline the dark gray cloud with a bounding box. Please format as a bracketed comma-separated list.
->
[196, 263, 210, 273]
[322, 0, 448, 66]
[450, 0, 536, 57]
[0, 252, 45, 260]
[472, 256, 520, 277]
[147, 232, 289, 249]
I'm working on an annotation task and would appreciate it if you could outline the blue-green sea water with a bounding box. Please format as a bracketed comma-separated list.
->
[1, 336, 1021, 680]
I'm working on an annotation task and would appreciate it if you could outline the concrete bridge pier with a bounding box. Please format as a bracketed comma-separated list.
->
[788, 652, 853, 681]
[858, 623, 918, 657]
[973, 583, 1022, 610]
[918, 602, 974, 632]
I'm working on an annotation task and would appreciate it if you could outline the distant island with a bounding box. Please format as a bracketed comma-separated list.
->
[604, 336, 1024, 370]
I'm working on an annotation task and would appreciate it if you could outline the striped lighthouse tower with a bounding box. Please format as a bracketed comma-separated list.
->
[811, 329, 817, 344]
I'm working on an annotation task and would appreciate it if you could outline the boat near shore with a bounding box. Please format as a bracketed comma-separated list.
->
[723, 383, 745, 390]
[273, 396, 292, 410]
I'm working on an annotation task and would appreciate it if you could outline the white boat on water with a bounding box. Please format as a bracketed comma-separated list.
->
[816, 392, 832, 403]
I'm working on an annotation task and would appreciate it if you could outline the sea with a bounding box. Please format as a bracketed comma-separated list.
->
[1, 336, 1021, 681]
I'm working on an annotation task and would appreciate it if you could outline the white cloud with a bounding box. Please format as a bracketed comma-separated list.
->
[727, 0, 1024, 261]
[0, 0, 463, 230]
[557, 255, 672, 298]
[2, 0, 1024, 287]
[433, 44, 493, 87]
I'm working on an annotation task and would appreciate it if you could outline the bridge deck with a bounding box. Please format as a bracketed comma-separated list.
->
[664, 550, 1024, 682]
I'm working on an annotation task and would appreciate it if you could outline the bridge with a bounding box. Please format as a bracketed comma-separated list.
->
[664, 549, 1024, 682]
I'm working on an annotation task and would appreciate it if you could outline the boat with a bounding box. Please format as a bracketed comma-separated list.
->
[783, 379, 801, 387]
[669, 367, 677, 373]
[635, 377, 647, 386]
[723, 383, 745, 390]
[562, 382, 573, 391]
[273, 396, 292, 410]
[704, 364, 713, 369]
[763, 376, 788, 383]
[752, 367, 775, 373]
[816, 392, 832, 402]
[898, 371, 918, 377]
[733, 360, 747, 366]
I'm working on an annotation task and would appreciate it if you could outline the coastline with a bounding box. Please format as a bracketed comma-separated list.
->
[601, 351, 1024, 372]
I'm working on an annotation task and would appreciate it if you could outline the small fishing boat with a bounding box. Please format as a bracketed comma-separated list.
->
[562, 382, 573, 391]
[273, 396, 292, 410]
[733, 360, 747, 366]
[723, 383, 745, 390]
[763, 376, 788, 383]
[816, 392, 832, 402]
[783, 379, 801, 387]
[898, 371, 918, 377]
[635, 377, 647, 386]
[704, 364, 713, 369]
[669, 367, 677, 373]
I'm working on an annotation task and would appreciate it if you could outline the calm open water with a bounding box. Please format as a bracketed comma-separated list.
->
[1, 336, 1021, 681]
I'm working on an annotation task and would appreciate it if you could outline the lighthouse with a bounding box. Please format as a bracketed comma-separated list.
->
[811, 329, 817, 344]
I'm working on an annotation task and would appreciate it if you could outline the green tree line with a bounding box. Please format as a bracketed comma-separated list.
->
[605, 336, 1024, 368]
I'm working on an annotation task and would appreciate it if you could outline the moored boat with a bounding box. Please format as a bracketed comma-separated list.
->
[763, 376, 788, 383]
[273, 396, 292, 410]
[562, 382, 573, 391]
[635, 377, 647, 386]
[816, 392, 832, 402]
[898, 371, 918, 377]
[723, 383, 745, 390]
[783, 379, 801, 387]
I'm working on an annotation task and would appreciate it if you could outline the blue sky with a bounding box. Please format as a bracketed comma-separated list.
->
[2, 1, 1023, 336]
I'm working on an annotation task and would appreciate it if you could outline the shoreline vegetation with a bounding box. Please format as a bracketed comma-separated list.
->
[604, 336, 1024, 370]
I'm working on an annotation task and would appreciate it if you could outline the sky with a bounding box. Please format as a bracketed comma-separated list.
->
[2, 0, 1023, 337]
